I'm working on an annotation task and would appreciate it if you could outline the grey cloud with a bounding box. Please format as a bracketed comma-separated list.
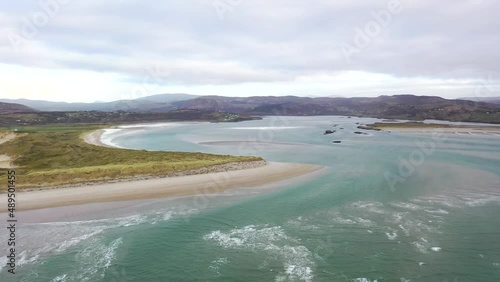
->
[1, 0, 499, 87]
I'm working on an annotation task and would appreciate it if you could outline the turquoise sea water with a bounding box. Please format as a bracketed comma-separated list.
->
[1, 116, 500, 281]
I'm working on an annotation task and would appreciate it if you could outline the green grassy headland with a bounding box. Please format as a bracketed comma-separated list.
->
[0, 125, 262, 189]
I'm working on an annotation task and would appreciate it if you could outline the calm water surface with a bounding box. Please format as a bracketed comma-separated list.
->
[1, 116, 499, 281]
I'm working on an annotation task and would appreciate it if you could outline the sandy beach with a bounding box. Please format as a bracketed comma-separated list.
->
[82, 129, 115, 148]
[5, 162, 322, 211]
[0, 129, 323, 211]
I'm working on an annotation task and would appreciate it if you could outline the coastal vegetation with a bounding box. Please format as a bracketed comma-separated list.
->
[0, 109, 260, 127]
[0, 125, 262, 189]
[369, 122, 500, 130]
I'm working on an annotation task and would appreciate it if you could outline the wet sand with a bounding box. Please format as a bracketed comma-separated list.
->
[3, 162, 323, 211]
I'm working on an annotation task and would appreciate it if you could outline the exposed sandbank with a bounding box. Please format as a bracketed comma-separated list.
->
[4, 162, 323, 211]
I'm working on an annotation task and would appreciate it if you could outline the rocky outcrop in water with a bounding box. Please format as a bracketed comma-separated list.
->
[324, 130, 336, 135]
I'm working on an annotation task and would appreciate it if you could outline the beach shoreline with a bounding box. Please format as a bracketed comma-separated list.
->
[3, 161, 323, 212]
[0, 127, 324, 211]
[82, 128, 114, 148]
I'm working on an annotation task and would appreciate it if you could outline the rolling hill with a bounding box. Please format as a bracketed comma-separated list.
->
[461, 97, 500, 105]
[0, 102, 37, 113]
[3, 94, 500, 124]
[173, 95, 500, 123]
[0, 93, 198, 112]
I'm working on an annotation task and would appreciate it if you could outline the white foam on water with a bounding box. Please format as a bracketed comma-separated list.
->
[385, 232, 398, 241]
[56, 229, 106, 252]
[0, 257, 7, 272]
[17, 251, 40, 267]
[208, 257, 229, 276]
[286, 216, 321, 231]
[278, 246, 314, 282]
[355, 217, 375, 227]
[354, 278, 378, 282]
[424, 208, 449, 215]
[394, 213, 440, 238]
[0, 208, 195, 273]
[462, 196, 500, 207]
[431, 247, 441, 252]
[391, 202, 424, 211]
[350, 201, 386, 214]
[51, 274, 68, 282]
[64, 237, 123, 282]
[392, 201, 450, 216]
[204, 224, 315, 282]
[397, 224, 411, 237]
[332, 217, 357, 225]
[322, 210, 376, 228]
[493, 262, 500, 268]
[100, 128, 129, 148]
[412, 242, 429, 254]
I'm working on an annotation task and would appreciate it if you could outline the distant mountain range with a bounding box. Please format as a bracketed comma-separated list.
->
[171, 94, 500, 123]
[460, 97, 500, 105]
[0, 93, 197, 112]
[2, 94, 500, 124]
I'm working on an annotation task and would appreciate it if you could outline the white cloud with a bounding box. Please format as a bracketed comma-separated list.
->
[0, 0, 499, 101]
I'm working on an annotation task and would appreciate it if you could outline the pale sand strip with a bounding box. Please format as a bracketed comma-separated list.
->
[0, 132, 17, 145]
[82, 129, 115, 148]
[0, 132, 17, 168]
[4, 162, 323, 211]
[0, 154, 15, 169]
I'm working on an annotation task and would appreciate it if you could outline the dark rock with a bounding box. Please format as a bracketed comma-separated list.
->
[324, 130, 336, 135]
[332, 141, 342, 144]
[354, 131, 368, 135]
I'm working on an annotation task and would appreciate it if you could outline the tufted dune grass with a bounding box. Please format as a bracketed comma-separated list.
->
[0, 125, 262, 189]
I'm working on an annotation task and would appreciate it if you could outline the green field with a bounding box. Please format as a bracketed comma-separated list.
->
[0, 125, 262, 189]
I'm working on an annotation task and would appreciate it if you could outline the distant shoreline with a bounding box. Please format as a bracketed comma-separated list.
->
[370, 122, 500, 131]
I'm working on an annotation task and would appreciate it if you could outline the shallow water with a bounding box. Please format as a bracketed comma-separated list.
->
[1, 116, 500, 281]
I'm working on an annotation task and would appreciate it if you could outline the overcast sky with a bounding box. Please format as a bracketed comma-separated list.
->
[1, 0, 499, 102]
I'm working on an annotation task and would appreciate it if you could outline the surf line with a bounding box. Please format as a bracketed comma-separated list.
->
[6, 170, 17, 275]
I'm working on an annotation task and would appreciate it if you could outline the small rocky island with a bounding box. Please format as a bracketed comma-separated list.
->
[324, 130, 336, 135]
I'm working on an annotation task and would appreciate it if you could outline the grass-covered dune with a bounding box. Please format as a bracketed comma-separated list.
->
[0, 125, 262, 189]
